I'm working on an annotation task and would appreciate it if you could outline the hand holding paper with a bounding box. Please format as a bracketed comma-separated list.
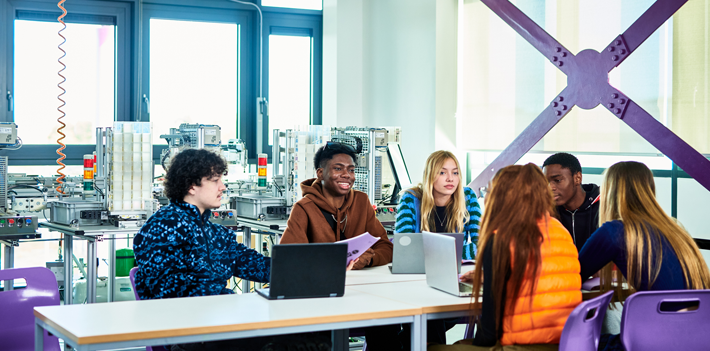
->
[341, 232, 380, 267]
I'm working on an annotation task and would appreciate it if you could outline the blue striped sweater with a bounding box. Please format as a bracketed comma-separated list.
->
[395, 187, 481, 259]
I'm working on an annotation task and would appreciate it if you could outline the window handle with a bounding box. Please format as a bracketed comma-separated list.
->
[6, 91, 12, 112]
[143, 94, 150, 114]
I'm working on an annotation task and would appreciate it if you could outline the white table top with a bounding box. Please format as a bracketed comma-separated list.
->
[346, 264, 475, 286]
[34, 288, 420, 346]
[348, 280, 481, 315]
[345, 265, 426, 286]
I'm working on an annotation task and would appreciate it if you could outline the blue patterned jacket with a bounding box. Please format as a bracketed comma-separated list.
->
[394, 187, 481, 260]
[133, 200, 270, 299]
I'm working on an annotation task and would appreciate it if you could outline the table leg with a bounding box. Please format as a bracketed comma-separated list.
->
[35, 321, 44, 351]
[108, 237, 116, 302]
[3, 242, 14, 291]
[411, 314, 425, 351]
[87, 239, 97, 304]
[331, 329, 348, 351]
[64, 235, 73, 304]
[242, 226, 251, 293]
[255, 232, 264, 290]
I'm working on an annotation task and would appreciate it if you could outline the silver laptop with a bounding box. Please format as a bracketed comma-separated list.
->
[391, 232, 465, 274]
[422, 232, 473, 297]
[391, 233, 425, 274]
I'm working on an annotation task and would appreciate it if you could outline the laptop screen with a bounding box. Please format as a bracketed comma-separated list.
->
[268, 242, 347, 299]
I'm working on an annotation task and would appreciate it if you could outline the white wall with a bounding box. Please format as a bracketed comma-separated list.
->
[322, 0, 365, 128]
[324, 0, 457, 184]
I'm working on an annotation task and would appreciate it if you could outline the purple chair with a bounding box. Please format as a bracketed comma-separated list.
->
[582, 277, 601, 291]
[558, 290, 613, 351]
[128, 267, 170, 351]
[620, 289, 710, 351]
[0, 267, 61, 351]
[128, 267, 141, 301]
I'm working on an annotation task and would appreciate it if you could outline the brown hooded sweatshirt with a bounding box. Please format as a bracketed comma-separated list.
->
[280, 178, 393, 267]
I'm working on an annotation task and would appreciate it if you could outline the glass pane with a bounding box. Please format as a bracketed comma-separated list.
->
[14, 20, 115, 144]
[268, 35, 312, 144]
[458, 0, 709, 154]
[149, 19, 238, 144]
[262, 0, 322, 11]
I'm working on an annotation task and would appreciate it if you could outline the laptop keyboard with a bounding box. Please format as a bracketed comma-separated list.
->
[459, 282, 473, 294]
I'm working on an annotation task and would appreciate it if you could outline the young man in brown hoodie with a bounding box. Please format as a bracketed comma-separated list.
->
[280, 141, 393, 270]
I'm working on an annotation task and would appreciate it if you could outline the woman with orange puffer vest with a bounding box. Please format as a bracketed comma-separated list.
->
[430, 163, 582, 351]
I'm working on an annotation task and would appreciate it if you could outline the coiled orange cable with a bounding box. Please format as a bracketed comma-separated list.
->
[56, 0, 67, 194]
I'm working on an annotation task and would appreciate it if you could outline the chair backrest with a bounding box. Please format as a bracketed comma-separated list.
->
[0, 267, 61, 351]
[620, 289, 710, 351]
[128, 267, 169, 351]
[558, 291, 613, 351]
[129, 267, 140, 300]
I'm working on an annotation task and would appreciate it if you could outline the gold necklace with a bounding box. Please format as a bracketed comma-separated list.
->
[433, 209, 447, 227]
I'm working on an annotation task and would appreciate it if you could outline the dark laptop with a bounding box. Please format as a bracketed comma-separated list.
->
[256, 242, 348, 300]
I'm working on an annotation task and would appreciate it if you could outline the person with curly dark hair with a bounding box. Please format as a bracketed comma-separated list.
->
[133, 149, 273, 350]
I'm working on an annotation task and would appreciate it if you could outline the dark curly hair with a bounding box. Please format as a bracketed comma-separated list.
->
[164, 149, 227, 201]
[542, 152, 582, 175]
[314, 142, 358, 170]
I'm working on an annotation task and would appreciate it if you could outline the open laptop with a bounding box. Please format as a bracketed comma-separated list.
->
[422, 232, 473, 297]
[391, 232, 465, 274]
[256, 243, 347, 300]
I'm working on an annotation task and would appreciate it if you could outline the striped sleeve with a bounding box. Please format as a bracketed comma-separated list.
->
[395, 191, 418, 233]
[463, 187, 482, 260]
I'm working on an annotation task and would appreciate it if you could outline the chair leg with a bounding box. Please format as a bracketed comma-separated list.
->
[464, 315, 479, 340]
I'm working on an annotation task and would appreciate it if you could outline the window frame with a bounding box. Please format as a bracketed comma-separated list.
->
[0, 0, 134, 166]
[139, 2, 255, 164]
[260, 10, 322, 162]
[0, 0, 323, 165]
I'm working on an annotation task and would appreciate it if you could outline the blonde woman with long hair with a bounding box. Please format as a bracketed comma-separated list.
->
[395, 151, 481, 259]
[393, 151, 481, 347]
[578, 161, 710, 350]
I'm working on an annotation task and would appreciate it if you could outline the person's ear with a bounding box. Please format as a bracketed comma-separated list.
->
[316, 168, 323, 179]
[187, 184, 197, 196]
[573, 171, 582, 187]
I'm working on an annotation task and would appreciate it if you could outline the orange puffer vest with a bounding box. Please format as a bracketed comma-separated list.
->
[500, 215, 582, 345]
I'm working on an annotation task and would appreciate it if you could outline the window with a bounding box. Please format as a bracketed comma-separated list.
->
[14, 20, 115, 144]
[261, 0, 322, 11]
[268, 34, 312, 144]
[458, 0, 693, 154]
[148, 19, 239, 145]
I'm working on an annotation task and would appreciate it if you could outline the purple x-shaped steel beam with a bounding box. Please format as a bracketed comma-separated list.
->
[468, 0, 710, 195]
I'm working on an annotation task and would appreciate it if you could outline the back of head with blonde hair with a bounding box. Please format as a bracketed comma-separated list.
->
[599, 161, 710, 294]
[409, 151, 469, 233]
[470, 163, 556, 331]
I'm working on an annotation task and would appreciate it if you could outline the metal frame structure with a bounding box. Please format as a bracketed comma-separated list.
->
[468, 0, 710, 195]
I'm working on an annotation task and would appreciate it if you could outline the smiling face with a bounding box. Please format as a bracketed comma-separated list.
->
[431, 158, 460, 201]
[317, 153, 356, 199]
[543, 164, 581, 207]
[186, 174, 226, 214]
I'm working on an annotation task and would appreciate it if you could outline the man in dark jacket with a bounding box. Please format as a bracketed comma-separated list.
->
[134, 149, 274, 351]
[134, 149, 270, 299]
[543, 153, 600, 252]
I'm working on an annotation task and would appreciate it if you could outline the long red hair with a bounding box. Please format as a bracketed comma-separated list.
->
[471, 163, 556, 329]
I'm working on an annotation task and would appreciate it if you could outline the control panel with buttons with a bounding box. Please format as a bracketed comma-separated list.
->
[209, 210, 238, 227]
[0, 215, 40, 239]
[375, 205, 397, 226]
